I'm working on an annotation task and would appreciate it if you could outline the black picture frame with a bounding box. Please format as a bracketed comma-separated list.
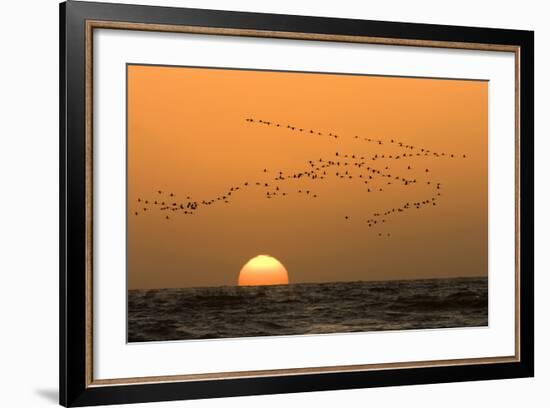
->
[60, 1, 534, 406]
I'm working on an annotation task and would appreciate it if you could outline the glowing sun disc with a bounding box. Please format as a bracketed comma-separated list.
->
[238, 255, 289, 286]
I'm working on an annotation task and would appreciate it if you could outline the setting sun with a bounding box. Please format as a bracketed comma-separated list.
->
[238, 255, 289, 286]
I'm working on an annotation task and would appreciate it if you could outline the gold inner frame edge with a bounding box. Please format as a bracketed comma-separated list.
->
[84, 19, 521, 388]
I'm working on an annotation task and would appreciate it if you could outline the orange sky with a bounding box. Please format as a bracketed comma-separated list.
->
[127, 64, 488, 290]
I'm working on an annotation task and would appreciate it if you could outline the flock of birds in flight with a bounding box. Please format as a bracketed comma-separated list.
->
[133, 117, 468, 238]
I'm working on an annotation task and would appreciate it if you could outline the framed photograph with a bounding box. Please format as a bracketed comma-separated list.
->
[60, 1, 534, 406]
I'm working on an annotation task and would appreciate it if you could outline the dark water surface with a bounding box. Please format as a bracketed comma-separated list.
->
[128, 277, 487, 342]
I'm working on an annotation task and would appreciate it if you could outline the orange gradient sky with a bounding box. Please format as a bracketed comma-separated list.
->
[127, 64, 488, 290]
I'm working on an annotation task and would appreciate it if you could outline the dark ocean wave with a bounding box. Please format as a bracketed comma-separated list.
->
[128, 277, 488, 342]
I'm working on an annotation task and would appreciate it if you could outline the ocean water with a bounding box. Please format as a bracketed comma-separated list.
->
[127, 277, 487, 342]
